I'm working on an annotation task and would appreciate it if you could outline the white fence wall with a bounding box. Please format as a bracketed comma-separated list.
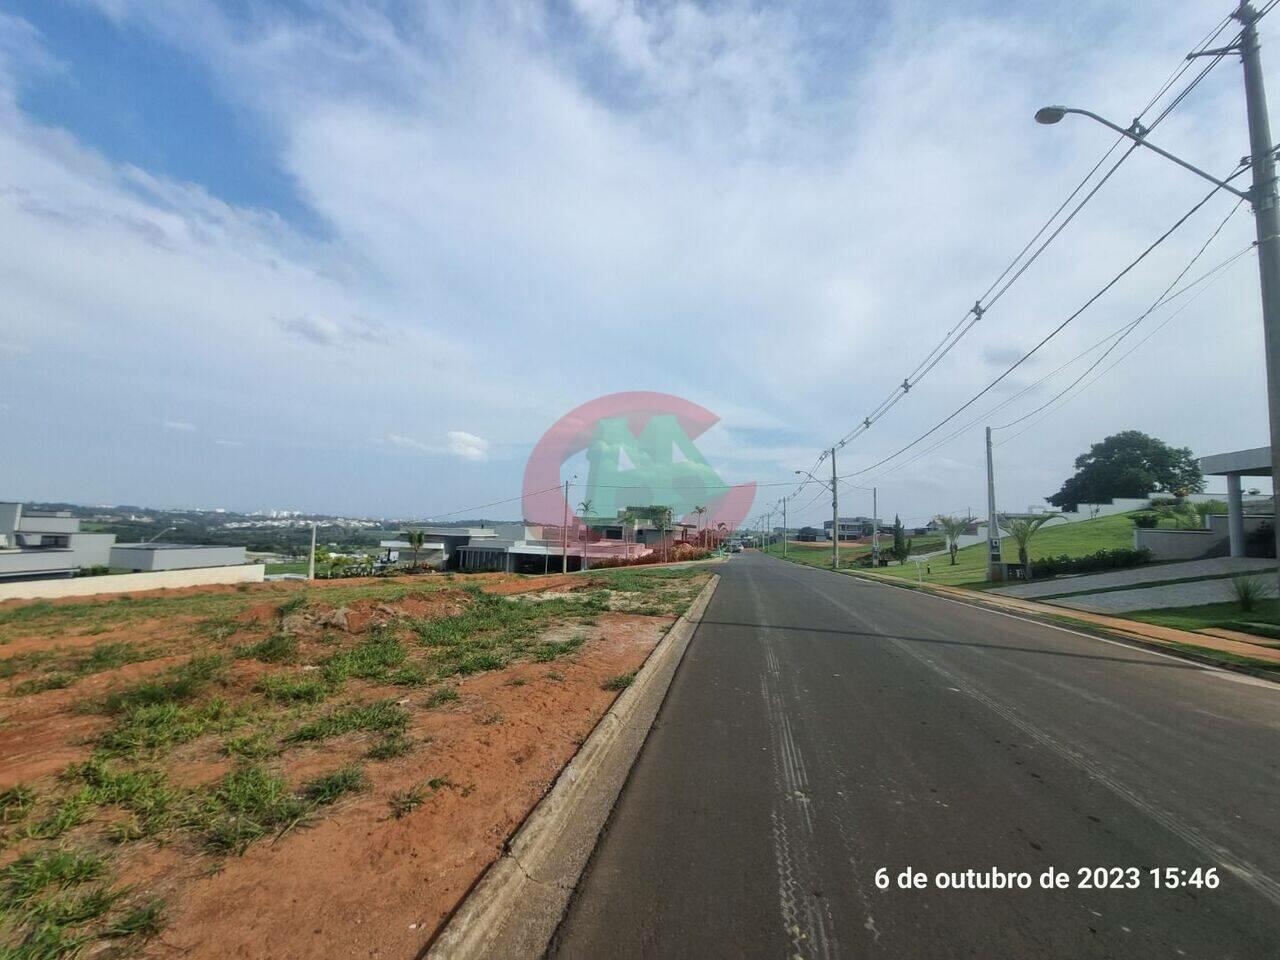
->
[0, 565, 265, 602]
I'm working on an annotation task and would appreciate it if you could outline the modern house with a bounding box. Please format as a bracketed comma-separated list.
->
[0, 503, 116, 581]
[109, 543, 247, 572]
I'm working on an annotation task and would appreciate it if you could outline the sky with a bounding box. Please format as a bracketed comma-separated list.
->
[1, 0, 1275, 526]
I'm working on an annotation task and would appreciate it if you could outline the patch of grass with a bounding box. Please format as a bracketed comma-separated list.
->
[423, 686, 460, 708]
[222, 732, 279, 760]
[601, 671, 636, 692]
[427, 776, 454, 791]
[4, 642, 154, 695]
[798, 512, 1144, 588]
[13, 672, 75, 695]
[301, 766, 366, 805]
[257, 672, 330, 703]
[1123, 598, 1280, 634]
[98, 698, 249, 757]
[544, 671, 564, 682]
[286, 700, 409, 743]
[322, 629, 410, 684]
[236, 632, 300, 664]
[25, 788, 94, 840]
[1, 848, 105, 906]
[366, 732, 413, 760]
[198, 765, 310, 854]
[387, 784, 425, 819]
[276, 594, 309, 617]
[0, 784, 36, 823]
[28, 884, 123, 926]
[104, 898, 165, 940]
[71, 757, 181, 836]
[412, 591, 608, 679]
[533, 636, 584, 662]
[100, 655, 226, 714]
[198, 619, 240, 642]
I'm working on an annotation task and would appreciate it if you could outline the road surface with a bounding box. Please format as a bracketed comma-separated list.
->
[549, 552, 1280, 959]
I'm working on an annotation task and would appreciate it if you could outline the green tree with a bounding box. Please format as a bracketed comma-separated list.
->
[1047, 431, 1203, 509]
[934, 515, 968, 566]
[405, 530, 426, 568]
[999, 514, 1063, 577]
[693, 505, 708, 545]
[890, 515, 912, 565]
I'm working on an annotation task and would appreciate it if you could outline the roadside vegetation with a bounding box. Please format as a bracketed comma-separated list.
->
[764, 512, 1140, 588]
[0, 566, 708, 958]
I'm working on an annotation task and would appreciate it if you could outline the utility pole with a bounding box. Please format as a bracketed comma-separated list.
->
[307, 521, 317, 581]
[773, 499, 783, 560]
[1237, 1, 1280, 585]
[561, 480, 570, 574]
[831, 446, 840, 570]
[986, 426, 1002, 582]
[1034, 3, 1280, 589]
[871, 487, 879, 567]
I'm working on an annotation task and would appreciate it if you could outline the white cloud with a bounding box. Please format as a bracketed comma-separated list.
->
[447, 430, 490, 462]
[162, 419, 196, 432]
[0, 1, 1271, 520]
[214, 438, 243, 447]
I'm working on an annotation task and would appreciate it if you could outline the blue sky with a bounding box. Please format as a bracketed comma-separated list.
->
[0, 0, 1274, 523]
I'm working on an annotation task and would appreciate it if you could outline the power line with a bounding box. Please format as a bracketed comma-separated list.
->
[864, 236, 1254, 480]
[841, 171, 1243, 480]
[813, 8, 1242, 463]
[995, 244, 1254, 446]
[992, 197, 1246, 431]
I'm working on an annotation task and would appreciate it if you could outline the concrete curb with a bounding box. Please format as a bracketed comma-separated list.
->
[423, 574, 720, 959]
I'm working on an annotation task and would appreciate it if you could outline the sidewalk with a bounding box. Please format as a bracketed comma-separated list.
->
[851, 568, 1280, 669]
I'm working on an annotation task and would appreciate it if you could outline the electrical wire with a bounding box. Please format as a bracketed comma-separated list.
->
[992, 197, 1246, 431]
[995, 244, 1253, 446]
[862, 238, 1254, 481]
[841, 172, 1241, 480]
[814, 8, 1241, 461]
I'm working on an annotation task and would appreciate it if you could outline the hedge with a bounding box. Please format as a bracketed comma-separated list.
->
[1029, 547, 1152, 579]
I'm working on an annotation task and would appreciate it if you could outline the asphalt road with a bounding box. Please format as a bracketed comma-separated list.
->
[548, 552, 1280, 959]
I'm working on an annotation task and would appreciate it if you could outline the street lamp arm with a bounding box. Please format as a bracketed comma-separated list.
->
[1037, 105, 1251, 201]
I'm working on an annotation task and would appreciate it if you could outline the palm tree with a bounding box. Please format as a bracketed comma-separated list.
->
[934, 515, 968, 566]
[693, 505, 708, 546]
[405, 530, 426, 569]
[998, 514, 1063, 578]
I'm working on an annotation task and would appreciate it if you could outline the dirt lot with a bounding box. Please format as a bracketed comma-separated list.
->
[0, 566, 710, 959]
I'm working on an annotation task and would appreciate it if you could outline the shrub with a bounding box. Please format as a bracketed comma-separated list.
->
[1231, 575, 1270, 613]
[1028, 548, 1152, 579]
[1131, 513, 1160, 529]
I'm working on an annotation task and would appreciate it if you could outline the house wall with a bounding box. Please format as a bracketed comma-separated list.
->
[1133, 528, 1220, 561]
[0, 564, 265, 602]
[109, 545, 246, 572]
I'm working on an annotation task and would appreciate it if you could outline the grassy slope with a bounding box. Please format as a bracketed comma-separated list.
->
[768, 512, 1140, 588]
[1123, 598, 1280, 636]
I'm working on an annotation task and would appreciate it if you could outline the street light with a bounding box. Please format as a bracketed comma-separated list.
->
[1033, 105, 1249, 199]
[1037, 2, 1280, 587]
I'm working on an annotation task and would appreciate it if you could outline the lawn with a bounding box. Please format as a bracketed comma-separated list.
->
[767, 512, 1142, 589]
[1123, 598, 1280, 640]
[264, 561, 309, 575]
